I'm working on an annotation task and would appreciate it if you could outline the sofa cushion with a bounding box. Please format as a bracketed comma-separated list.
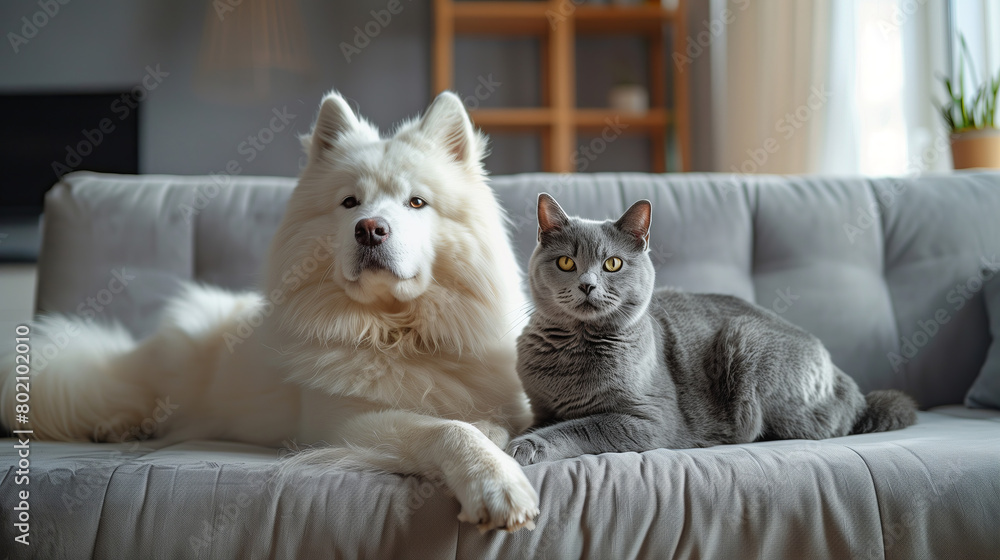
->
[3, 409, 998, 559]
[966, 270, 1000, 409]
[36, 171, 1000, 405]
[36, 172, 296, 339]
[19, 170, 1000, 559]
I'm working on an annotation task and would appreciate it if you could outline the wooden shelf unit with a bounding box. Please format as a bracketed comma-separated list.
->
[433, 0, 690, 173]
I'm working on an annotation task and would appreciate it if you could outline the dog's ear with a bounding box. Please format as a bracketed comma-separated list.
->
[419, 91, 483, 167]
[614, 200, 652, 250]
[537, 193, 570, 241]
[303, 91, 376, 160]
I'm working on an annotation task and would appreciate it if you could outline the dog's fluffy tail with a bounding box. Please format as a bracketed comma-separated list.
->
[850, 389, 918, 434]
[1, 316, 156, 441]
[279, 444, 406, 475]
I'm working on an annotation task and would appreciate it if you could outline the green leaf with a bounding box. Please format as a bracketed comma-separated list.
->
[935, 34, 1000, 132]
[961, 35, 982, 91]
[939, 104, 956, 131]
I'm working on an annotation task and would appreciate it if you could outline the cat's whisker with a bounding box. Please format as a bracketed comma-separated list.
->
[505, 305, 535, 322]
[502, 311, 535, 338]
[504, 301, 536, 317]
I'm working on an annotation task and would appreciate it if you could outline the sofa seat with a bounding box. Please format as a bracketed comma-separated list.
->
[2, 407, 998, 559]
[4, 170, 1000, 559]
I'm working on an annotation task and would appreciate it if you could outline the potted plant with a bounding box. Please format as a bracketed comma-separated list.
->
[937, 36, 1000, 169]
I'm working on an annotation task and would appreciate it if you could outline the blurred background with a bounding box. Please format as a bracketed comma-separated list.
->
[2, 1, 997, 179]
[0, 0, 998, 333]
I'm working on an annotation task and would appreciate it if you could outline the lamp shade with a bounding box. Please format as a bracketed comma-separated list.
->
[196, 0, 313, 102]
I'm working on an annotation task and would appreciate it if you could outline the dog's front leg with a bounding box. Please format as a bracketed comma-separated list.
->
[470, 419, 513, 449]
[336, 410, 539, 532]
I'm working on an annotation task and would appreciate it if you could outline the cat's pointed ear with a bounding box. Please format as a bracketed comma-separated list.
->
[615, 200, 652, 250]
[537, 193, 569, 242]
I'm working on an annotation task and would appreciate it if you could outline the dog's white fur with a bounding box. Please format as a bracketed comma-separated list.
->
[1, 91, 539, 532]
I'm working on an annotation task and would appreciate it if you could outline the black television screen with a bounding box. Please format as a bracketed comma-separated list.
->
[0, 92, 140, 217]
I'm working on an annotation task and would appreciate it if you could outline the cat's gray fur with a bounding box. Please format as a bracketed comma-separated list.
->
[506, 193, 917, 465]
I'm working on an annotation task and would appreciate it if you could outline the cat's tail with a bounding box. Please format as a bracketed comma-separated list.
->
[850, 390, 918, 434]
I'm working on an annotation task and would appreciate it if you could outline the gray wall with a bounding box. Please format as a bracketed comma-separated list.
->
[1, 0, 716, 178]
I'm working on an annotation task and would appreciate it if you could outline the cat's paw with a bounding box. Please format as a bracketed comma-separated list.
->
[506, 434, 551, 465]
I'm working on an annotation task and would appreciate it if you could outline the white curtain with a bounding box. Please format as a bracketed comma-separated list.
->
[716, 0, 833, 174]
[898, 0, 951, 174]
[952, 0, 1000, 86]
[709, 0, 961, 176]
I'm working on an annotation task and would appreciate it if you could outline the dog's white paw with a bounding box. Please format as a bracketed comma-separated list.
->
[453, 453, 540, 533]
[471, 420, 511, 449]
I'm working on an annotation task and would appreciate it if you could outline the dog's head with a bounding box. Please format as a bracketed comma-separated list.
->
[267, 91, 523, 354]
[289, 91, 488, 303]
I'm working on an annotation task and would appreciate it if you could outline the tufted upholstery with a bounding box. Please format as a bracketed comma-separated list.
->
[16, 170, 1000, 560]
[488, 172, 1000, 409]
[37, 170, 1000, 408]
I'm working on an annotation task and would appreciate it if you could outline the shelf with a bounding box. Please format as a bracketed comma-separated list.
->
[453, 2, 550, 35]
[575, 5, 677, 34]
[470, 108, 553, 130]
[468, 108, 669, 134]
[452, 2, 677, 36]
[574, 108, 669, 131]
[436, 0, 689, 172]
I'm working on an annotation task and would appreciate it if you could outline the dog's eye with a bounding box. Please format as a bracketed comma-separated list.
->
[556, 256, 576, 271]
[342, 196, 358, 209]
[604, 257, 623, 272]
[409, 197, 426, 209]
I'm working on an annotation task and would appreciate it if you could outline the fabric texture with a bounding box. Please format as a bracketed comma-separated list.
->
[966, 271, 1000, 409]
[5, 169, 1000, 559]
[2, 410, 999, 559]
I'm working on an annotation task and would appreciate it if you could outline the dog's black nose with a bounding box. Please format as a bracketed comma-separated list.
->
[579, 283, 596, 295]
[355, 218, 390, 246]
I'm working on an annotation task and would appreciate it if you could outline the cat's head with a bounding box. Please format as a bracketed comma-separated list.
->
[528, 193, 655, 326]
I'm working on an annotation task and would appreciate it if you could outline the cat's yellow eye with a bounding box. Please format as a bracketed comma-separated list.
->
[557, 256, 576, 271]
[604, 257, 623, 272]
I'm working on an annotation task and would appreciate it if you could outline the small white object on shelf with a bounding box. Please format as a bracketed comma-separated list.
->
[609, 84, 649, 113]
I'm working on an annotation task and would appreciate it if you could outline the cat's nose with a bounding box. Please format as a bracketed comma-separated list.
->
[355, 217, 390, 246]
[578, 272, 597, 295]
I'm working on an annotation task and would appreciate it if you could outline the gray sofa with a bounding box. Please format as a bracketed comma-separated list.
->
[3, 170, 1000, 559]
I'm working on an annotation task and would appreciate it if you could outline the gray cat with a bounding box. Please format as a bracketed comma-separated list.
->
[506, 193, 917, 465]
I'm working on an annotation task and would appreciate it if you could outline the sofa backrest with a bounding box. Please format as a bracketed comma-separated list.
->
[37, 171, 1000, 407]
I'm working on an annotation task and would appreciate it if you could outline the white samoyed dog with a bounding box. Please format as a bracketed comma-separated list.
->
[1, 91, 539, 532]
